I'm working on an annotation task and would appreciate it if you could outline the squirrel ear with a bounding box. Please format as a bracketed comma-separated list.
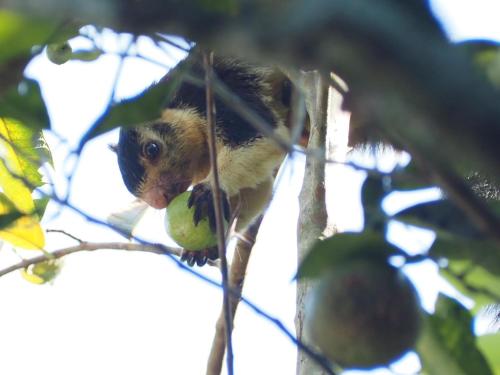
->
[108, 144, 118, 153]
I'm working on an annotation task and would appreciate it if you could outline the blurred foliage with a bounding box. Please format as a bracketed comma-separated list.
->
[21, 259, 62, 284]
[478, 333, 500, 374]
[0, 118, 47, 249]
[297, 231, 399, 280]
[418, 295, 493, 375]
[0, 3, 499, 374]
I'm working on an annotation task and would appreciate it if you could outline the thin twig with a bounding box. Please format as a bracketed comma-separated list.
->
[154, 33, 192, 53]
[203, 51, 234, 375]
[46, 228, 84, 243]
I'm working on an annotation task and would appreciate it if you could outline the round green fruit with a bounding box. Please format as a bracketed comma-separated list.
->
[164, 191, 218, 250]
[305, 258, 421, 369]
[46, 42, 72, 65]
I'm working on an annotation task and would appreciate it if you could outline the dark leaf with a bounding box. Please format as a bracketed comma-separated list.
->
[431, 237, 500, 275]
[391, 160, 432, 191]
[297, 231, 399, 279]
[34, 197, 50, 220]
[439, 259, 500, 312]
[0, 194, 30, 235]
[198, 0, 239, 14]
[0, 211, 24, 229]
[419, 294, 493, 375]
[0, 79, 50, 130]
[393, 199, 484, 240]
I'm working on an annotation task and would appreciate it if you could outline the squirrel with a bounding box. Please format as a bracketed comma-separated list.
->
[116, 52, 294, 266]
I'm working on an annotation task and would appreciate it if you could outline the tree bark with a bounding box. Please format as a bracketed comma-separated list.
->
[295, 71, 329, 375]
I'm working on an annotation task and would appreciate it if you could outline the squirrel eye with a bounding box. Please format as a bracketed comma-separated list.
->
[143, 141, 161, 160]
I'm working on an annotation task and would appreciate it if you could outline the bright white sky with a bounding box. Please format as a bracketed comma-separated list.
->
[0, 2, 499, 375]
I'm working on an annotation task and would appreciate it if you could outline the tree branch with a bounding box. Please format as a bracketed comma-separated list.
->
[296, 71, 331, 375]
[206, 216, 263, 375]
[0, 241, 180, 278]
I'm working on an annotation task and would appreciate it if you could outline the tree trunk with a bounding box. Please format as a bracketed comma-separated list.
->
[295, 71, 329, 375]
[295, 73, 350, 375]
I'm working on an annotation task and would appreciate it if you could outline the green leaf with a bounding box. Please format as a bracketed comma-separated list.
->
[297, 231, 400, 279]
[0, 11, 58, 64]
[0, 193, 23, 229]
[431, 237, 500, 275]
[477, 334, 500, 374]
[418, 295, 493, 375]
[79, 57, 190, 148]
[439, 259, 500, 313]
[21, 259, 62, 284]
[34, 197, 50, 220]
[0, 79, 50, 130]
[393, 199, 483, 240]
[0, 118, 48, 212]
[70, 48, 104, 62]
[0, 193, 44, 249]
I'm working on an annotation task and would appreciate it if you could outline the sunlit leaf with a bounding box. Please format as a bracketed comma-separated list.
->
[418, 295, 493, 375]
[477, 334, 500, 374]
[0, 79, 50, 130]
[439, 259, 500, 313]
[297, 231, 399, 279]
[21, 259, 61, 284]
[0, 191, 45, 249]
[20, 268, 45, 284]
[0, 117, 47, 212]
[0, 215, 45, 249]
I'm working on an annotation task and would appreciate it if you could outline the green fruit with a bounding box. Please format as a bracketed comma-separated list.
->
[164, 192, 218, 250]
[305, 258, 421, 369]
[46, 42, 72, 65]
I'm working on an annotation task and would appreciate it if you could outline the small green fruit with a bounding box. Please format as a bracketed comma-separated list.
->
[164, 192, 218, 250]
[305, 258, 421, 369]
[46, 42, 72, 65]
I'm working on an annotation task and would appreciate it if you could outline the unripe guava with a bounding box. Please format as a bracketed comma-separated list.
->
[164, 192, 217, 250]
[46, 42, 72, 65]
[305, 258, 421, 369]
